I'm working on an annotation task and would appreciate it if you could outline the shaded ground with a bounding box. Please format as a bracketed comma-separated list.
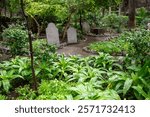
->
[57, 35, 117, 56]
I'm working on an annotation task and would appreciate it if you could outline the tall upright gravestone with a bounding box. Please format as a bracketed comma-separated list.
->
[46, 23, 60, 46]
[82, 22, 90, 34]
[67, 27, 78, 44]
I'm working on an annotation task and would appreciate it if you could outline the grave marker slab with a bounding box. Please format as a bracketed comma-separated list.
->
[67, 27, 77, 44]
[82, 22, 90, 34]
[46, 23, 60, 46]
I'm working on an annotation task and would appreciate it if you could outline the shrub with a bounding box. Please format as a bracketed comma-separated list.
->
[37, 80, 72, 100]
[88, 38, 129, 55]
[0, 70, 23, 93]
[124, 29, 150, 60]
[0, 94, 6, 100]
[136, 7, 149, 26]
[16, 85, 36, 100]
[140, 18, 150, 28]
[32, 39, 57, 56]
[101, 14, 128, 32]
[2, 24, 28, 56]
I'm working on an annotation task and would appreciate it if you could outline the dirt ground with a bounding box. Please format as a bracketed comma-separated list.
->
[57, 35, 117, 56]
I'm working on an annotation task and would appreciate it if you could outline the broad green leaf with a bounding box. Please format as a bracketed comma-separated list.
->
[2, 80, 10, 92]
[132, 85, 148, 98]
[35, 68, 41, 76]
[127, 65, 140, 72]
[98, 89, 121, 100]
[13, 75, 24, 79]
[115, 82, 123, 91]
[123, 78, 133, 96]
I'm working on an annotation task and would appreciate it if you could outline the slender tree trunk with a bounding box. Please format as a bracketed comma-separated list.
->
[20, 0, 37, 91]
[102, 8, 105, 17]
[0, 8, 2, 16]
[4, 0, 7, 17]
[79, 10, 83, 32]
[109, 7, 112, 15]
[27, 13, 41, 39]
[62, 13, 73, 41]
[128, 0, 136, 29]
[118, 5, 121, 15]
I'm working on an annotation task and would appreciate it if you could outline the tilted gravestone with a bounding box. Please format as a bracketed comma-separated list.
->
[67, 27, 77, 44]
[82, 22, 90, 34]
[46, 23, 60, 46]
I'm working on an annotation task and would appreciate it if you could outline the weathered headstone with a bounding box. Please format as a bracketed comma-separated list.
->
[147, 23, 150, 30]
[82, 22, 90, 34]
[67, 27, 77, 44]
[46, 23, 60, 46]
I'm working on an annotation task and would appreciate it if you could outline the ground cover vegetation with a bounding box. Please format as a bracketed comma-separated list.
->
[0, 0, 150, 100]
[0, 43, 149, 99]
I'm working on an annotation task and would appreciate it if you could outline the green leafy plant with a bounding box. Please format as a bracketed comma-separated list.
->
[32, 39, 57, 56]
[0, 94, 6, 100]
[35, 61, 53, 80]
[124, 29, 150, 61]
[101, 14, 128, 32]
[0, 50, 149, 100]
[105, 60, 150, 99]
[136, 7, 149, 26]
[2, 24, 28, 56]
[88, 38, 129, 56]
[51, 55, 72, 80]
[2, 57, 31, 80]
[69, 83, 120, 100]
[37, 80, 72, 100]
[0, 70, 23, 92]
[16, 85, 36, 100]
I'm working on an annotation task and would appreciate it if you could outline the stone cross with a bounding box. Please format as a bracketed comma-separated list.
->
[67, 27, 78, 44]
[46, 23, 60, 46]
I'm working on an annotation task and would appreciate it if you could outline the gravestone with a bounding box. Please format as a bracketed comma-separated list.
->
[67, 27, 77, 44]
[82, 22, 90, 34]
[147, 23, 150, 30]
[46, 23, 60, 46]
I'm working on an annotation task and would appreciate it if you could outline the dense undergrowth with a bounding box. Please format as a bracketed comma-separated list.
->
[88, 29, 150, 58]
[0, 51, 149, 100]
[0, 28, 150, 100]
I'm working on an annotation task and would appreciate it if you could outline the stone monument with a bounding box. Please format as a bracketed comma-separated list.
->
[67, 27, 78, 44]
[46, 23, 60, 46]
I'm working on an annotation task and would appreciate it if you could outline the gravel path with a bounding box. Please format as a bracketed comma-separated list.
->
[57, 35, 115, 57]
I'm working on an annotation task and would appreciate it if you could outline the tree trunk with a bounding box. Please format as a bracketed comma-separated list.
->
[4, 0, 7, 17]
[28, 13, 41, 39]
[109, 7, 112, 15]
[20, 0, 37, 91]
[79, 10, 83, 32]
[118, 5, 121, 15]
[102, 8, 105, 17]
[128, 0, 136, 29]
[62, 13, 73, 41]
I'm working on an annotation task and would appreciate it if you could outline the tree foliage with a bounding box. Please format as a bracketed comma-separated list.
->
[94, 0, 122, 8]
